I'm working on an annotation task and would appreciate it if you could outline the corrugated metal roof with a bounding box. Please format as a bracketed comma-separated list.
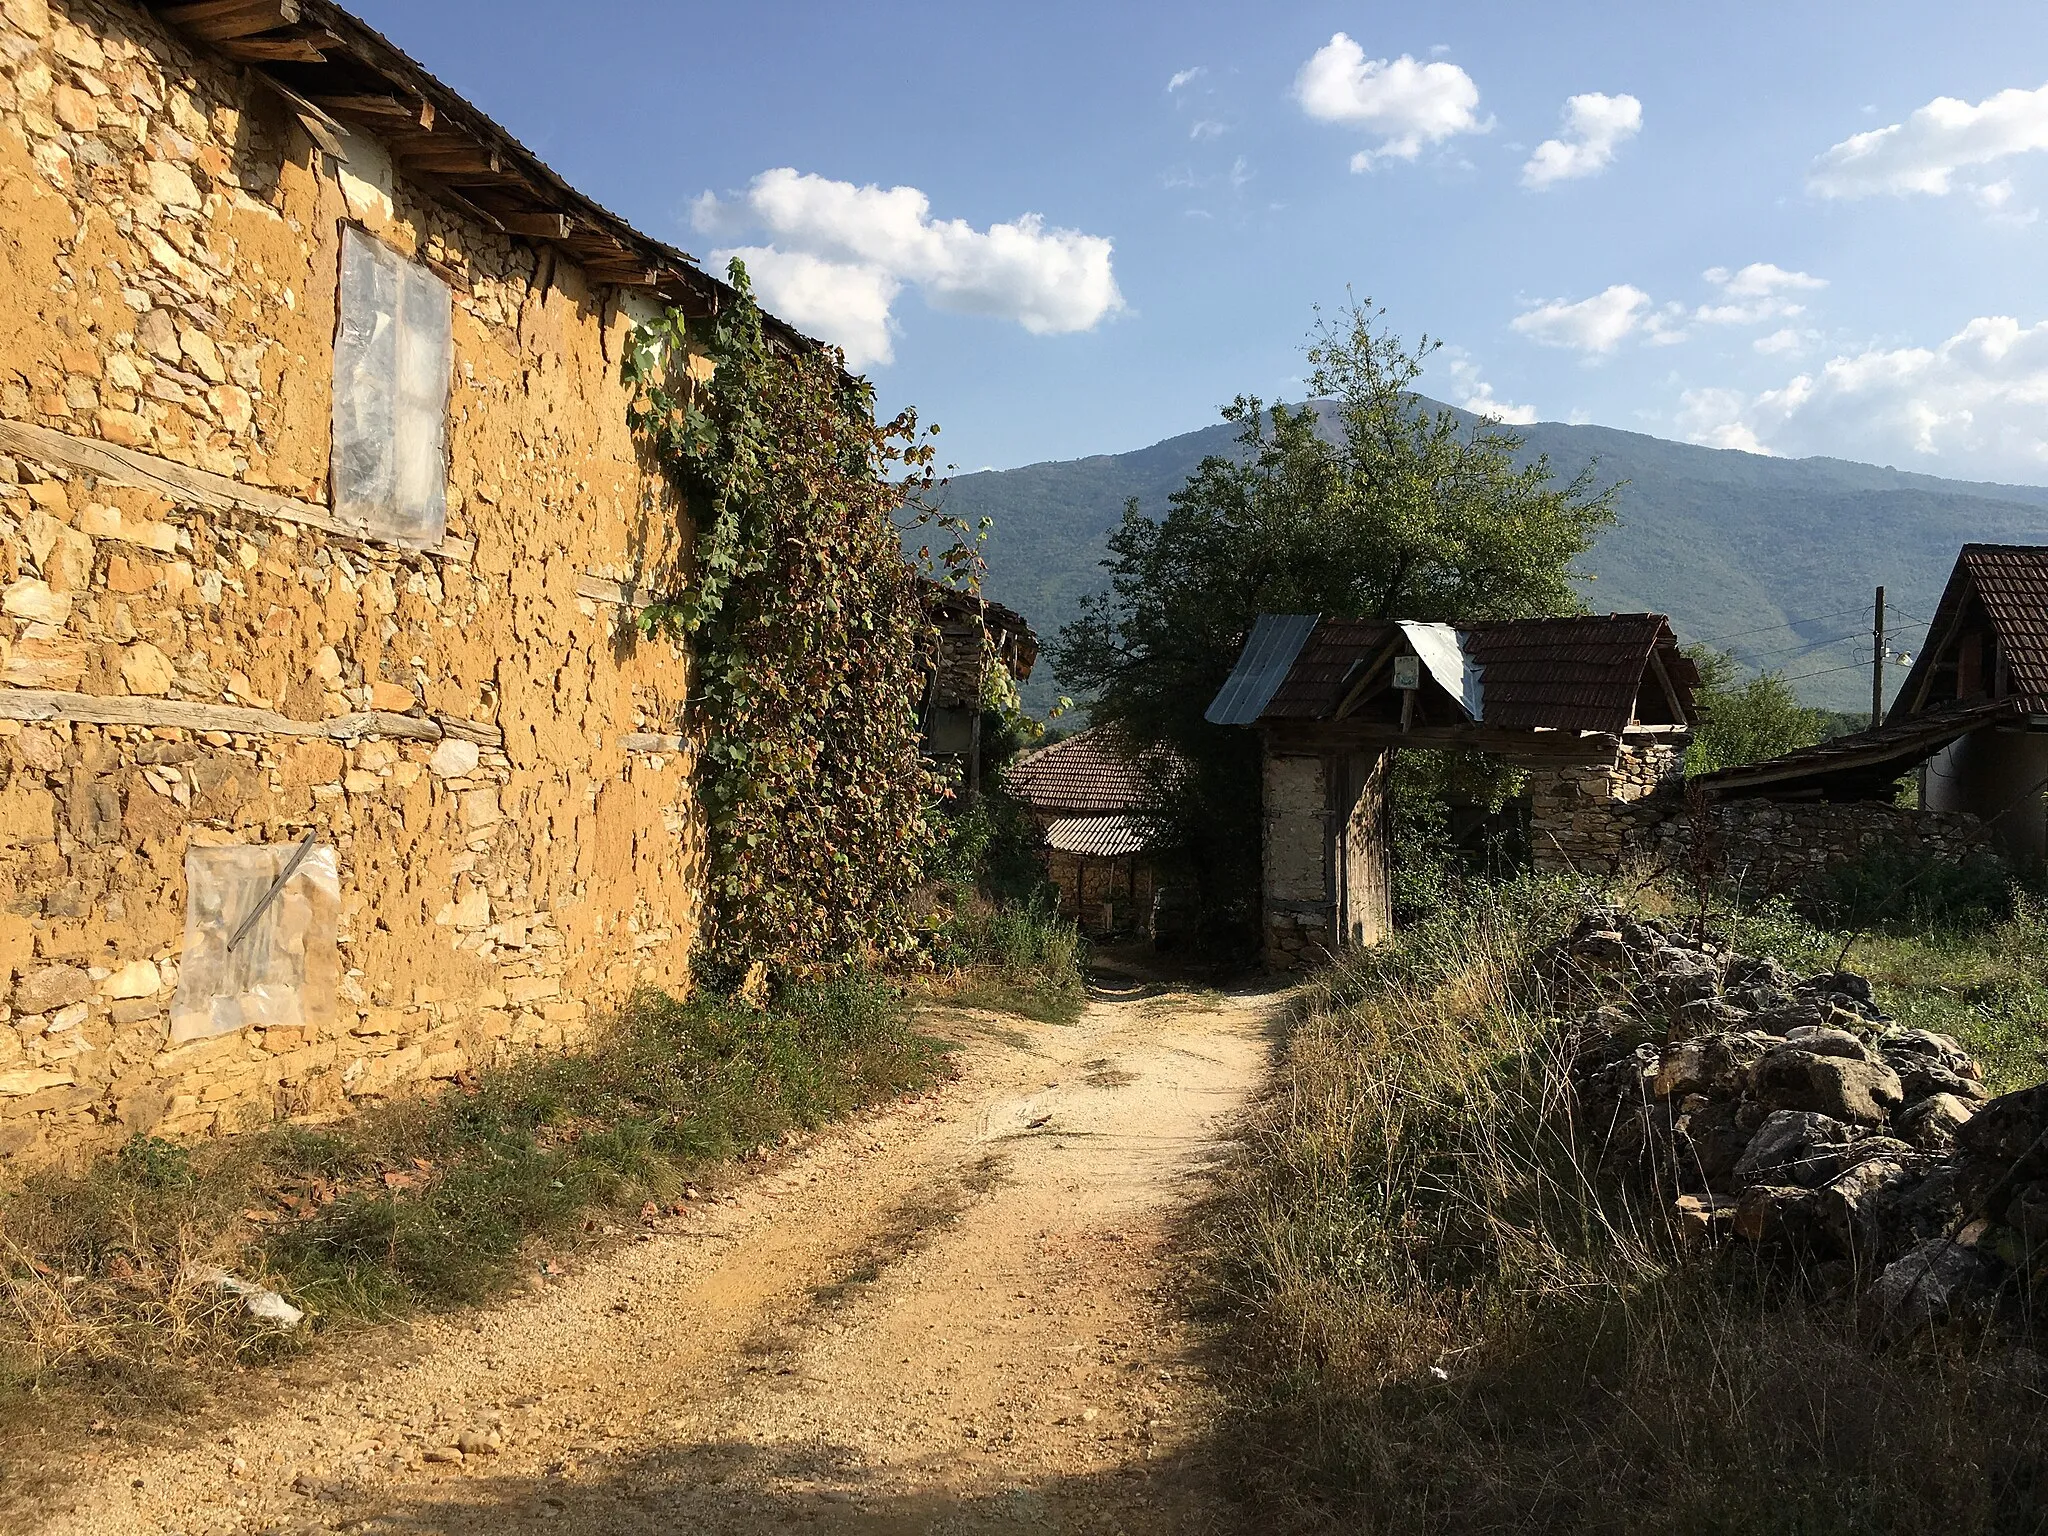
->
[1240, 613, 1692, 734]
[1697, 697, 2015, 801]
[1043, 815, 1167, 858]
[1005, 727, 1167, 816]
[1205, 614, 1320, 725]
[1399, 621, 1483, 719]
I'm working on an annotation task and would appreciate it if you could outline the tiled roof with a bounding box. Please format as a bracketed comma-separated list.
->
[1246, 614, 1693, 734]
[1696, 698, 2015, 801]
[1005, 727, 1165, 816]
[1043, 815, 1168, 859]
[1892, 544, 2048, 716]
[1961, 545, 2048, 710]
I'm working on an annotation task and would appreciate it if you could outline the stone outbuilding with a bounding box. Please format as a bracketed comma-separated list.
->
[1003, 726, 1176, 936]
[1207, 613, 1698, 969]
[1698, 544, 2048, 873]
[0, 0, 831, 1163]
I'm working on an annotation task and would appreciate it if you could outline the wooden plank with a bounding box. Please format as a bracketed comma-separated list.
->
[256, 78, 351, 159]
[577, 573, 659, 611]
[310, 93, 434, 129]
[1263, 720, 1622, 763]
[493, 211, 574, 240]
[397, 145, 501, 175]
[0, 689, 501, 748]
[0, 418, 473, 564]
[215, 34, 329, 63]
[620, 733, 685, 754]
[159, 0, 301, 40]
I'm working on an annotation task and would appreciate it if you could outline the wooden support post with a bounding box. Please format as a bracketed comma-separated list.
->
[1872, 585, 1887, 728]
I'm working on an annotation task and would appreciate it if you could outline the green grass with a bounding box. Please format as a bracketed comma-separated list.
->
[927, 891, 1089, 1024]
[1210, 874, 2048, 1536]
[0, 978, 946, 1415]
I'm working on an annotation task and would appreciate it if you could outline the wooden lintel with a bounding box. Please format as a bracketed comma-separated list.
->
[620, 733, 686, 754]
[1263, 721, 1623, 763]
[0, 689, 503, 749]
[582, 264, 661, 288]
[577, 573, 659, 612]
[160, 0, 302, 41]
[0, 417, 473, 564]
[397, 145, 502, 176]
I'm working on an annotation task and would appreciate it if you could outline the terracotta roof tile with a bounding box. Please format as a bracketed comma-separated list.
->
[1005, 728, 1164, 815]
[1249, 613, 1692, 734]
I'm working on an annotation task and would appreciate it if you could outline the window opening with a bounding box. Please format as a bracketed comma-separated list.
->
[331, 224, 453, 549]
[169, 841, 341, 1045]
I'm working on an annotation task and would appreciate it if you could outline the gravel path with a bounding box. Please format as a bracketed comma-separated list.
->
[24, 980, 1275, 1535]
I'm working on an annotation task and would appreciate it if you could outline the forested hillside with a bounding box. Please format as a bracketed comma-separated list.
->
[941, 403, 2048, 714]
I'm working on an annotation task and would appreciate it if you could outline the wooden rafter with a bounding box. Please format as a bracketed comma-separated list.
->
[159, 0, 301, 40]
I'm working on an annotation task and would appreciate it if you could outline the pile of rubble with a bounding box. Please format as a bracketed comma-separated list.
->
[1565, 907, 2046, 1330]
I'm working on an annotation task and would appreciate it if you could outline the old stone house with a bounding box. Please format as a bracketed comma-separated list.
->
[1208, 613, 1698, 969]
[1003, 726, 1176, 936]
[920, 583, 1036, 783]
[0, 0, 812, 1164]
[1695, 544, 2048, 872]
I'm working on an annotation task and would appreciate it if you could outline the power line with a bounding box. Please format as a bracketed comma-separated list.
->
[1685, 605, 1873, 645]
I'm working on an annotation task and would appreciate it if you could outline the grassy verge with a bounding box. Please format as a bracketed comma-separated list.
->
[0, 976, 945, 1418]
[926, 890, 1089, 1023]
[1211, 874, 2048, 1536]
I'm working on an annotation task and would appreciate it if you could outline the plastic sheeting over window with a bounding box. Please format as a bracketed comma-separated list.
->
[169, 843, 341, 1045]
[331, 226, 452, 549]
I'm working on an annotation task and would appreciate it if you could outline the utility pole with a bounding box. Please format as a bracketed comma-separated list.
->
[1871, 585, 1886, 728]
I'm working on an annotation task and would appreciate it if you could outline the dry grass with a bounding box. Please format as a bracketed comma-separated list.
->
[0, 977, 946, 1425]
[1208, 875, 2048, 1536]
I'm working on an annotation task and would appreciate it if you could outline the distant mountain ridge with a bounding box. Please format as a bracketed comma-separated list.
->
[938, 402, 2048, 714]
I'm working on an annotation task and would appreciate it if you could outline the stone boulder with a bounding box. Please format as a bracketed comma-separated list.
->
[1752, 1047, 1904, 1125]
[1896, 1092, 1976, 1151]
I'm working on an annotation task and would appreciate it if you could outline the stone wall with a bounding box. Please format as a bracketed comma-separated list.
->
[1635, 797, 1994, 897]
[0, 0, 705, 1165]
[1529, 734, 1686, 876]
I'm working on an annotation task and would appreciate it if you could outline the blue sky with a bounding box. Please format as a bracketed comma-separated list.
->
[357, 2, 2048, 482]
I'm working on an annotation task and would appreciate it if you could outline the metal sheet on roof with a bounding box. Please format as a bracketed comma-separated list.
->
[1206, 614, 1320, 725]
[1043, 814, 1166, 859]
[1398, 622, 1483, 720]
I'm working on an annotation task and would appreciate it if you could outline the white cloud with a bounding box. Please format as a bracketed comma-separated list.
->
[1190, 119, 1227, 141]
[1678, 315, 2048, 477]
[1521, 92, 1642, 188]
[1168, 66, 1205, 93]
[1693, 262, 1827, 325]
[1810, 81, 2048, 198]
[1753, 327, 1819, 357]
[718, 248, 900, 369]
[1294, 33, 1489, 169]
[1441, 353, 1537, 423]
[1510, 285, 1655, 353]
[695, 169, 1123, 368]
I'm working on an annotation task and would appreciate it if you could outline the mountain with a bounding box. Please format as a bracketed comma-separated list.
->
[938, 403, 2048, 715]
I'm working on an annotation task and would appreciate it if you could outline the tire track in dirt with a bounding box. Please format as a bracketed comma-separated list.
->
[26, 981, 1276, 1535]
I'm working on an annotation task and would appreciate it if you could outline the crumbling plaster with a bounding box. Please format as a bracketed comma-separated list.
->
[0, 0, 704, 1165]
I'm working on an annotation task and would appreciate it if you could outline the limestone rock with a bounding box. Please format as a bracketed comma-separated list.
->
[429, 738, 480, 778]
[1731, 1109, 1856, 1189]
[1897, 1092, 1975, 1151]
[101, 960, 161, 999]
[1870, 1238, 1985, 1332]
[2, 577, 70, 624]
[1655, 1033, 1766, 1101]
[12, 962, 92, 1015]
[119, 641, 177, 696]
[1783, 1025, 1869, 1061]
[1752, 1046, 1903, 1125]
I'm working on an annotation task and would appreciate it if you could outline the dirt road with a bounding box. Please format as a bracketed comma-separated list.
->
[29, 978, 1276, 1536]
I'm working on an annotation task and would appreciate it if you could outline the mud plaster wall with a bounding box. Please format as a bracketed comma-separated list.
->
[0, 0, 704, 1166]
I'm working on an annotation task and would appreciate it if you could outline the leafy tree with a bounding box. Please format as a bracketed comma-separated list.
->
[1683, 647, 1829, 775]
[1052, 301, 1619, 942]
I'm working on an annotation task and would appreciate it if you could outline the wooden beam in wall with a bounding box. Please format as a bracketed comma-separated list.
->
[0, 689, 504, 749]
[214, 32, 334, 64]
[0, 418, 473, 564]
[493, 211, 576, 240]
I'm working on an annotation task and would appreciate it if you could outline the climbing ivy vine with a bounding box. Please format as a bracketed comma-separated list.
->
[623, 261, 975, 982]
